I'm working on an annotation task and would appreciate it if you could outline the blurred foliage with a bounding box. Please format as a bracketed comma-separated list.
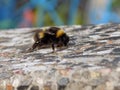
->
[0, 0, 120, 29]
[39, 1, 84, 26]
[112, 0, 120, 8]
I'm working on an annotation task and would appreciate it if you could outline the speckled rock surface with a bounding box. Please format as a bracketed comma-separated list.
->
[0, 23, 120, 90]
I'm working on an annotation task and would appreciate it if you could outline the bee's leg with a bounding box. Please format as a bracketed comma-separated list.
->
[32, 42, 39, 50]
[51, 43, 55, 53]
[57, 43, 63, 50]
[27, 41, 39, 52]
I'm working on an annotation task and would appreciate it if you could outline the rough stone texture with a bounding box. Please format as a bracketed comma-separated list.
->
[0, 23, 120, 90]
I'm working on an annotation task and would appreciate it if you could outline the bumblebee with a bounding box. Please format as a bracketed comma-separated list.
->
[29, 27, 69, 52]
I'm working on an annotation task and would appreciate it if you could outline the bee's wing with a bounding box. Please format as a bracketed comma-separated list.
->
[44, 31, 55, 35]
[44, 27, 59, 35]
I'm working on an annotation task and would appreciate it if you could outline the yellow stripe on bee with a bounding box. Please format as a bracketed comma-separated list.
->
[38, 29, 46, 38]
[56, 29, 65, 38]
[39, 31, 44, 38]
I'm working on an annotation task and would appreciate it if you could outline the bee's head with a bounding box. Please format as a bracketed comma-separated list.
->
[62, 34, 69, 46]
[63, 34, 69, 46]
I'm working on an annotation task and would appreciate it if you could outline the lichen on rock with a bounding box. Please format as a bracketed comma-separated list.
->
[0, 23, 120, 90]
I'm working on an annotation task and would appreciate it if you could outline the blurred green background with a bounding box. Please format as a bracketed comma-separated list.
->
[0, 0, 120, 29]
